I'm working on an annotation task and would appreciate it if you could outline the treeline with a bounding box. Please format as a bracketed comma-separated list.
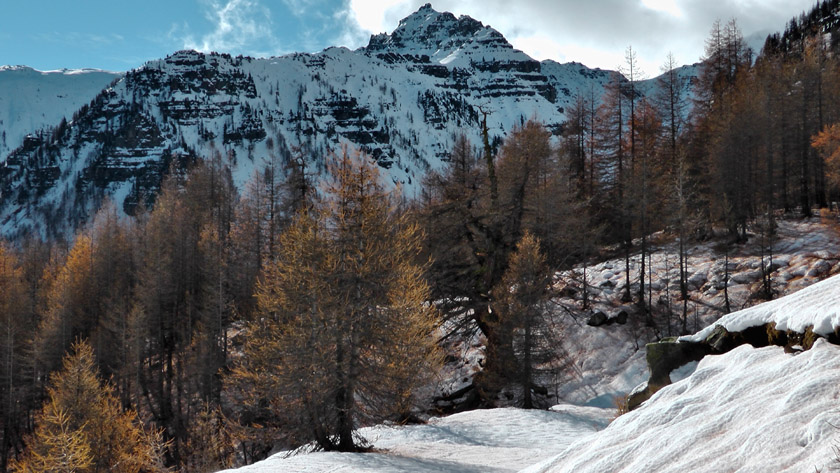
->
[555, 14, 840, 322]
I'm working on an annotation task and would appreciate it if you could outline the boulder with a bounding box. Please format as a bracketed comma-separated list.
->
[587, 311, 608, 327]
[687, 272, 707, 290]
[731, 270, 761, 285]
[628, 339, 707, 411]
[615, 310, 628, 325]
[806, 260, 832, 277]
[599, 279, 615, 288]
[645, 339, 708, 388]
[704, 324, 732, 353]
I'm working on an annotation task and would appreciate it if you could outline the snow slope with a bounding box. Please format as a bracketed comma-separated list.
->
[554, 217, 840, 406]
[219, 406, 611, 473]
[529, 339, 840, 473]
[0, 66, 119, 159]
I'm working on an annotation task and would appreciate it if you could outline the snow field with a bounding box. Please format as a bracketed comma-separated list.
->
[218, 406, 612, 473]
[684, 271, 840, 340]
[531, 339, 840, 473]
[0, 66, 119, 159]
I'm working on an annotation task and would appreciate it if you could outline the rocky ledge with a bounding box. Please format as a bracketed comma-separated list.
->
[628, 321, 840, 410]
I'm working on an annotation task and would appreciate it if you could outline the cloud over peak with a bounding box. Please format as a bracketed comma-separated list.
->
[179, 0, 279, 56]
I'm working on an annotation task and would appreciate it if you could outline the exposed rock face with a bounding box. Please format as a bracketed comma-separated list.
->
[628, 321, 840, 410]
[627, 339, 707, 411]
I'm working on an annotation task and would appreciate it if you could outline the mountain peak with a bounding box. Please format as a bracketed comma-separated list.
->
[364, 4, 516, 64]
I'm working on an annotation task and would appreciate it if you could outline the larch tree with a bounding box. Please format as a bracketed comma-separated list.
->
[421, 134, 490, 337]
[132, 162, 220, 463]
[595, 72, 633, 301]
[11, 407, 92, 473]
[0, 244, 29, 471]
[563, 94, 589, 191]
[630, 97, 663, 320]
[229, 149, 441, 452]
[32, 235, 97, 378]
[486, 232, 567, 409]
[656, 53, 685, 174]
[31, 202, 136, 395]
[812, 122, 840, 200]
[230, 142, 314, 320]
[11, 341, 167, 473]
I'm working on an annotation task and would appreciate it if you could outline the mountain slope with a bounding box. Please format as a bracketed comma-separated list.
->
[0, 4, 693, 240]
[216, 272, 840, 473]
[0, 66, 120, 159]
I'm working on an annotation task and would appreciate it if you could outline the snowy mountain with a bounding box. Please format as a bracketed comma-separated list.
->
[0, 4, 694, 240]
[0, 66, 120, 160]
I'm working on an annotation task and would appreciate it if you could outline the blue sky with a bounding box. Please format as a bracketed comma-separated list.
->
[0, 0, 819, 73]
[0, 0, 356, 71]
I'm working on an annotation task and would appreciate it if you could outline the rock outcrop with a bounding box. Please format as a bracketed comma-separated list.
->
[628, 321, 840, 410]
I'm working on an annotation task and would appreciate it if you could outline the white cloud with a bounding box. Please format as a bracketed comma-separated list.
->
[180, 0, 279, 56]
[337, 0, 816, 71]
[334, 0, 418, 49]
[347, 0, 413, 33]
[641, 0, 684, 18]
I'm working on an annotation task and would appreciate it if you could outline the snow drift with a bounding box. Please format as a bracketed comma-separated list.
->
[219, 406, 611, 473]
[530, 274, 840, 473]
[527, 339, 840, 473]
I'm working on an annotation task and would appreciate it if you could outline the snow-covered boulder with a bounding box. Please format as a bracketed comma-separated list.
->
[684, 272, 840, 340]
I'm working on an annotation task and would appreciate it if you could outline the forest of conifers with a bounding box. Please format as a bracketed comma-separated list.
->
[4, 2, 840, 471]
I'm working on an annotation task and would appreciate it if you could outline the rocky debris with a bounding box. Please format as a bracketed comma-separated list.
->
[587, 310, 630, 327]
